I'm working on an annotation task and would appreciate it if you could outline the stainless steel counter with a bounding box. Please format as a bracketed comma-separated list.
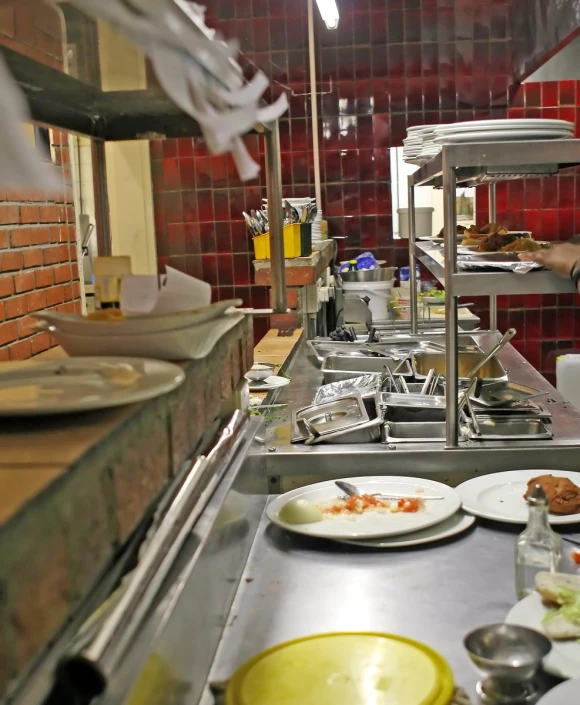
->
[257, 332, 580, 490]
[206, 503, 578, 703]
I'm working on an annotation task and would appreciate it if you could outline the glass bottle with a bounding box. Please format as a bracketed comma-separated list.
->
[515, 485, 561, 600]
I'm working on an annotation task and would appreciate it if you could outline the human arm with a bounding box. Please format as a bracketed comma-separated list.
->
[519, 242, 580, 286]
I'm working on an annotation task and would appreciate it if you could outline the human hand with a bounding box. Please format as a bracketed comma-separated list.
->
[518, 242, 580, 278]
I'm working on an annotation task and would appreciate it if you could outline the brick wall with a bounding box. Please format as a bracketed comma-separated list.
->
[0, 3, 80, 361]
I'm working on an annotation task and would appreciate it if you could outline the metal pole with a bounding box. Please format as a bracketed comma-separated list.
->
[264, 121, 287, 314]
[307, 0, 323, 212]
[408, 175, 419, 335]
[91, 140, 112, 257]
[443, 156, 459, 448]
[488, 183, 497, 331]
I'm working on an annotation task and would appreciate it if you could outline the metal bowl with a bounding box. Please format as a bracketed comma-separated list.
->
[339, 266, 396, 283]
[464, 624, 551, 685]
[246, 363, 275, 381]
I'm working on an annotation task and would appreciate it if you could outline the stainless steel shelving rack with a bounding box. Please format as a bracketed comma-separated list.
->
[407, 139, 580, 447]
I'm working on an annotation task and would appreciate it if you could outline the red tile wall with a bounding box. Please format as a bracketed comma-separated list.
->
[150, 0, 513, 344]
[475, 80, 580, 385]
[0, 4, 80, 361]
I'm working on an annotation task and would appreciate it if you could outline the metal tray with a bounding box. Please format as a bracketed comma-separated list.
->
[322, 354, 413, 384]
[292, 394, 368, 442]
[468, 416, 553, 441]
[383, 421, 468, 444]
[470, 402, 551, 420]
[384, 405, 446, 423]
[313, 375, 381, 404]
[470, 380, 546, 408]
[412, 351, 508, 382]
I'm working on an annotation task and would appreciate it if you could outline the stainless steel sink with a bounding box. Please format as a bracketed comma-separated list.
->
[322, 355, 413, 383]
[413, 351, 507, 382]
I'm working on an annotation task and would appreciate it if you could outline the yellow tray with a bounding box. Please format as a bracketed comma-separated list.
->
[226, 632, 454, 705]
[253, 223, 302, 260]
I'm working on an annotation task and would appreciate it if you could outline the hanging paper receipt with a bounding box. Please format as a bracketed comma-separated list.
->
[120, 267, 211, 315]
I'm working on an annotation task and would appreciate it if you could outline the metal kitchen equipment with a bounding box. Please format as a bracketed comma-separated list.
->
[292, 394, 369, 442]
[305, 416, 383, 444]
[338, 266, 396, 283]
[413, 351, 508, 382]
[464, 623, 551, 704]
[383, 421, 468, 444]
[406, 139, 580, 446]
[342, 294, 373, 333]
[467, 417, 553, 442]
[466, 328, 516, 379]
[321, 354, 413, 384]
[471, 381, 547, 408]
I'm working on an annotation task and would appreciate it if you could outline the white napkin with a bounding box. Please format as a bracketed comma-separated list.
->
[120, 267, 211, 315]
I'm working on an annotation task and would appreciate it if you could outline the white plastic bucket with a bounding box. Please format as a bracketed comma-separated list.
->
[398, 207, 434, 239]
[556, 354, 580, 411]
[342, 280, 393, 322]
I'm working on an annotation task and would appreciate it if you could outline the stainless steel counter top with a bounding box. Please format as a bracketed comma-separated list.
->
[258, 332, 580, 488]
[207, 503, 578, 702]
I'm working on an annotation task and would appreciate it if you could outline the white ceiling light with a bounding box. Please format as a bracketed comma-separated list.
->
[316, 0, 339, 29]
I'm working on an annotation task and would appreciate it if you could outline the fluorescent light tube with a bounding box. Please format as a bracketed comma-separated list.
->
[315, 0, 339, 29]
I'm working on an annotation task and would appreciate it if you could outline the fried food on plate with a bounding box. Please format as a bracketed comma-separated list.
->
[523, 474, 580, 515]
[501, 238, 541, 252]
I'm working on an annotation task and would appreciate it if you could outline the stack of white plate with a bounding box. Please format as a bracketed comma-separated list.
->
[433, 118, 574, 145]
[34, 300, 244, 361]
[403, 125, 440, 165]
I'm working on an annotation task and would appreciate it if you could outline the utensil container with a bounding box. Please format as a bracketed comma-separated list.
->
[413, 351, 507, 382]
[252, 223, 302, 260]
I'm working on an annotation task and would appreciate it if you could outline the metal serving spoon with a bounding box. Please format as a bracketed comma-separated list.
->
[334, 480, 444, 501]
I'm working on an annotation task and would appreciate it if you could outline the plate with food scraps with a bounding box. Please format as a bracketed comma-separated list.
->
[246, 376, 290, 392]
[334, 511, 475, 548]
[506, 589, 580, 680]
[457, 470, 580, 525]
[0, 357, 185, 415]
[266, 476, 462, 540]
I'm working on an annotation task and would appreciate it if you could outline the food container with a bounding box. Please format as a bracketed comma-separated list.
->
[253, 223, 302, 260]
[413, 351, 508, 382]
[313, 375, 381, 418]
[383, 422, 468, 444]
[292, 394, 369, 442]
[471, 380, 546, 408]
[322, 355, 413, 384]
[467, 417, 553, 441]
[306, 417, 383, 444]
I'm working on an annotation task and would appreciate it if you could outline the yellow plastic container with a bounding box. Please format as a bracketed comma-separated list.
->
[226, 632, 454, 705]
[253, 223, 302, 260]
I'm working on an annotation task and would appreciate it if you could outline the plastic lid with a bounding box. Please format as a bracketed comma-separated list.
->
[226, 632, 454, 705]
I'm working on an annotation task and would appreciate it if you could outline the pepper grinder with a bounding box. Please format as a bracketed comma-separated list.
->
[515, 485, 561, 600]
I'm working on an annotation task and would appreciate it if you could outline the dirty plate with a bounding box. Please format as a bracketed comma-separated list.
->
[267, 476, 461, 540]
[0, 357, 185, 415]
[506, 593, 580, 680]
[456, 470, 580, 525]
[335, 511, 475, 548]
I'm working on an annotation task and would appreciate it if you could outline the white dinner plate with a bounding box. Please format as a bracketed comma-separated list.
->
[267, 476, 462, 540]
[536, 678, 580, 703]
[506, 592, 580, 680]
[434, 119, 574, 132]
[246, 375, 290, 391]
[0, 357, 185, 415]
[435, 130, 572, 144]
[334, 511, 475, 548]
[457, 470, 580, 525]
